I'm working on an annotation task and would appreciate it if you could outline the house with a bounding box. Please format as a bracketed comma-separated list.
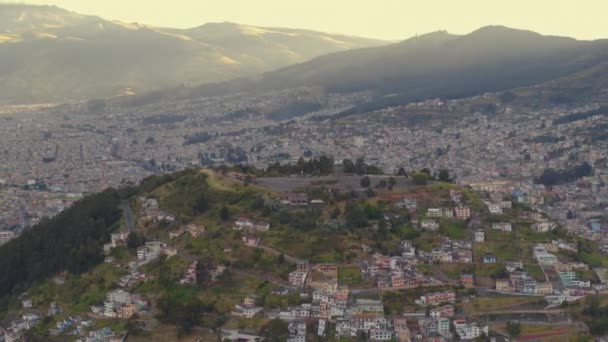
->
[487, 203, 503, 214]
[280, 192, 309, 206]
[253, 222, 271, 232]
[482, 254, 497, 264]
[450, 190, 463, 203]
[393, 317, 411, 342]
[535, 282, 553, 295]
[495, 279, 512, 292]
[415, 291, 456, 306]
[0, 230, 15, 245]
[455, 206, 471, 219]
[221, 329, 263, 342]
[492, 222, 512, 232]
[427, 208, 443, 217]
[369, 329, 393, 341]
[453, 320, 488, 340]
[443, 208, 454, 217]
[420, 220, 439, 231]
[234, 217, 253, 230]
[460, 274, 474, 288]
[558, 271, 577, 286]
[242, 235, 260, 247]
[532, 221, 556, 233]
[185, 224, 205, 238]
[168, 229, 185, 239]
[474, 230, 485, 243]
[296, 260, 310, 272]
[289, 271, 308, 288]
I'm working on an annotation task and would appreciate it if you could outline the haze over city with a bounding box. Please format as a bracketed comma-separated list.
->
[4, 0, 608, 40]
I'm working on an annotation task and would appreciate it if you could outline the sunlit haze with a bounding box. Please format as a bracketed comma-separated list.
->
[5, 0, 608, 40]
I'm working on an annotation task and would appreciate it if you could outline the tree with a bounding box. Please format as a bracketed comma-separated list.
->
[506, 321, 521, 338]
[219, 206, 231, 221]
[377, 179, 388, 189]
[360, 176, 371, 188]
[412, 172, 430, 185]
[438, 169, 452, 182]
[388, 177, 397, 190]
[127, 232, 146, 249]
[260, 319, 289, 342]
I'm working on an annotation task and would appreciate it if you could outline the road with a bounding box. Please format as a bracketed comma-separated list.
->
[120, 202, 135, 232]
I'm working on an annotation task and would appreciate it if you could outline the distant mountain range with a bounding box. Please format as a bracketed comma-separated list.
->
[0, 4, 386, 104]
[184, 26, 608, 114]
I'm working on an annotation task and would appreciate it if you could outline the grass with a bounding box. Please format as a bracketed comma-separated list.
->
[439, 218, 467, 240]
[464, 296, 545, 314]
[28, 263, 126, 314]
[438, 263, 475, 280]
[414, 231, 444, 252]
[474, 241, 518, 263]
[524, 263, 546, 281]
[338, 266, 365, 287]
[492, 323, 586, 342]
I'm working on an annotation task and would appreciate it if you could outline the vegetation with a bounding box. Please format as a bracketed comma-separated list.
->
[0, 189, 125, 306]
[536, 161, 593, 186]
[342, 158, 383, 175]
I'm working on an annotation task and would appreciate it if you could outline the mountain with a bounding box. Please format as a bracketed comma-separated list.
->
[0, 4, 386, 104]
[184, 26, 608, 114]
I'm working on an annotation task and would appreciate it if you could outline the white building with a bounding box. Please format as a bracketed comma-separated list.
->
[474, 230, 485, 243]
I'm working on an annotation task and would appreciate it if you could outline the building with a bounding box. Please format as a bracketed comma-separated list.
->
[460, 274, 474, 288]
[427, 208, 443, 217]
[487, 203, 503, 214]
[289, 271, 308, 288]
[559, 271, 577, 287]
[474, 230, 485, 243]
[482, 254, 497, 264]
[280, 192, 309, 206]
[455, 207, 471, 219]
[420, 220, 439, 231]
[532, 222, 556, 233]
[492, 222, 512, 232]
[453, 320, 487, 340]
[416, 291, 456, 306]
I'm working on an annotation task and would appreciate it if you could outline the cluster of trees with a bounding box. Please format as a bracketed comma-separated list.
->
[0, 189, 125, 303]
[229, 156, 334, 177]
[409, 168, 453, 185]
[343, 158, 383, 175]
[156, 287, 214, 335]
[344, 201, 381, 229]
[554, 106, 607, 125]
[265, 156, 334, 176]
[183, 131, 215, 145]
[583, 296, 608, 335]
[160, 173, 216, 218]
[535, 162, 593, 186]
[505, 321, 521, 338]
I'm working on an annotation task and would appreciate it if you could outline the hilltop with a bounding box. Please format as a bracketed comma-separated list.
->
[0, 4, 386, 104]
[1, 164, 607, 341]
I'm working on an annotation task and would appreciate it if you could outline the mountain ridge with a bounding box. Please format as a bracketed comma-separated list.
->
[0, 4, 387, 104]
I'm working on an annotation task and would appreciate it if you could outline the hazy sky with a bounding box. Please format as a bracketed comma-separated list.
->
[6, 0, 608, 40]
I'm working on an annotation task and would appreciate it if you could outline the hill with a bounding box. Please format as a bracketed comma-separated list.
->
[1, 166, 607, 340]
[0, 4, 386, 104]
